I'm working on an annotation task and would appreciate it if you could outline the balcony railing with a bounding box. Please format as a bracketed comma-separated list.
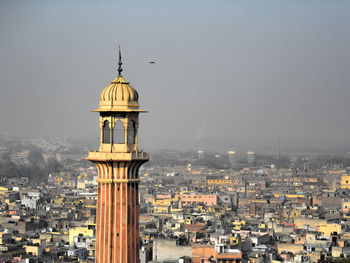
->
[87, 151, 149, 161]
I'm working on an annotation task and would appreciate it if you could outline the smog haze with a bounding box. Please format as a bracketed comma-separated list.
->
[0, 0, 349, 152]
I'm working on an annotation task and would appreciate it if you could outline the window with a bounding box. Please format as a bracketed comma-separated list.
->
[114, 120, 124, 143]
[127, 120, 136, 144]
[102, 120, 110, 143]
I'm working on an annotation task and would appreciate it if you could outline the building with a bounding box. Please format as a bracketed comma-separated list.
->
[207, 175, 233, 186]
[69, 226, 95, 245]
[178, 194, 217, 207]
[21, 191, 40, 210]
[152, 239, 192, 262]
[197, 150, 204, 159]
[87, 51, 149, 263]
[247, 151, 256, 166]
[228, 151, 237, 167]
[341, 174, 350, 189]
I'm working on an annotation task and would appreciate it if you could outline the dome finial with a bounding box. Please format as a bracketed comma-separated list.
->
[118, 46, 123, 76]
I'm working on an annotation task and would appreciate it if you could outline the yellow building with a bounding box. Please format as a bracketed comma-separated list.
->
[69, 226, 94, 245]
[25, 245, 42, 257]
[170, 208, 183, 213]
[317, 224, 341, 237]
[185, 218, 193, 224]
[288, 209, 301, 219]
[341, 174, 350, 189]
[197, 205, 215, 213]
[329, 169, 347, 175]
[24, 238, 46, 257]
[343, 200, 350, 213]
[274, 193, 305, 199]
[153, 205, 170, 214]
[152, 198, 172, 206]
[77, 181, 86, 189]
[54, 197, 65, 204]
[252, 200, 268, 204]
[207, 178, 232, 185]
[232, 220, 246, 231]
[277, 243, 303, 254]
[152, 195, 178, 207]
[294, 218, 327, 229]
[230, 236, 239, 245]
[0, 187, 8, 194]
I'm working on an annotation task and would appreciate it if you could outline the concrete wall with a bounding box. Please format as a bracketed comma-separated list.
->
[277, 243, 303, 254]
[192, 244, 216, 263]
[293, 218, 327, 229]
[153, 239, 192, 261]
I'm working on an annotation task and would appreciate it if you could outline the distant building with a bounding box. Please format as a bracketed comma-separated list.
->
[21, 192, 40, 210]
[69, 226, 95, 245]
[178, 194, 217, 207]
[67, 247, 87, 261]
[197, 150, 204, 159]
[341, 174, 350, 189]
[152, 239, 192, 262]
[207, 175, 232, 186]
[228, 151, 238, 167]
[247, 151, 256, 166]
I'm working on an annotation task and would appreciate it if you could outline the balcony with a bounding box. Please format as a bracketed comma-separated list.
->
[87, 151, 149, 162]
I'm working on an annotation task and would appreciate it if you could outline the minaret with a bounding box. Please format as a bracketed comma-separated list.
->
[87, 49, 149, 263]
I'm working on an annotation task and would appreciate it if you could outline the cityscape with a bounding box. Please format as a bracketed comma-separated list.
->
[1, 131, 350, 262]
[1, 1, 350, 263]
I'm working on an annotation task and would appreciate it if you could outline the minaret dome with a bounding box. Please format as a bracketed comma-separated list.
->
[98, 75, 140, 111]
[94, 48, 143, 113]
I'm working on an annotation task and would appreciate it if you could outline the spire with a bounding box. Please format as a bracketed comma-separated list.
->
[118, 46, 123, 76]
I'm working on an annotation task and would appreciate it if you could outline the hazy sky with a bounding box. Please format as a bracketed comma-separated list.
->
[0, 0, 349, 151]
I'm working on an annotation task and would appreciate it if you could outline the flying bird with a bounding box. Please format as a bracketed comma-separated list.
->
[149, 61, 156, 64]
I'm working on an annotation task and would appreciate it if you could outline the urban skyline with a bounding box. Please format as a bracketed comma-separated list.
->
[0, 1, 350, 263]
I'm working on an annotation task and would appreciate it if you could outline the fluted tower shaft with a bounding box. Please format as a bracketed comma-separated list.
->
[87, 53, 149, 263]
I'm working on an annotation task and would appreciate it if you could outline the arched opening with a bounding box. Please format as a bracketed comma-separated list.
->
[114, 120, 125, 143]
[102, 120, 110, 143]
[127, 120, 136, 144]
